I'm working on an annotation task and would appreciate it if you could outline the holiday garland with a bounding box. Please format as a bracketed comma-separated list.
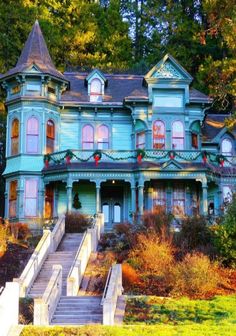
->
[44, 149, 228, 168]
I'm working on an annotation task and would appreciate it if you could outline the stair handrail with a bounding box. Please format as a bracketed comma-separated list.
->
[0, 282, 20, 336]
[34, 265, 62, 326]
[66, 212, 104, 296]
[101, 264, 122, 326]
[14, 215, 65, 297]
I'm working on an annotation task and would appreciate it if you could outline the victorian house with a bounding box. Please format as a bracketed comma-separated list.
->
[1, 21, 235, 231]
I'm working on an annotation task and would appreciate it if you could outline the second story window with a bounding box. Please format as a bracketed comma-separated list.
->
[90, 79, 102, 102]
[136, 131, 145, 149]
[82, 125, 94, 149]
[153, 120, 165, 149]
[172, 121, 184, 150]
[11, 118, 19, 156]
[191, 133, 198, 149]
[97, 125, 109, 149]
[46, 120, 55, 154]
[26, 117, 39, 154]
[221, 138, 233, 156]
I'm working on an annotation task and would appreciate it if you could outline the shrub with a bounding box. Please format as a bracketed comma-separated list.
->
[175, 216, 214, 254]
[129, 233, 175, 277]
[0, 224, 7, 257]
[65, 211, 91, 233]
[172, 252, 220, 298]
[122, 263, 140, 288]
[11, 223, 31, 241]
[19, 297, 34, 324]
[213, 193, 236, 268]
[141, 207, 173, 238]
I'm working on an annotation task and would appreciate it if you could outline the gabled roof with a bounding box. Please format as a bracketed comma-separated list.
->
[145, 54, 193, 82]
[61, 72, 210, 105]
[202, 114, 235, 142]
[1, 20, 67, 82]
[85, 69, 107, 84]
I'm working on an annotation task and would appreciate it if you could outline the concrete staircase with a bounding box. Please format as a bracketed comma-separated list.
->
[29, 233, 83, 298]
[51, 296, 103, 325]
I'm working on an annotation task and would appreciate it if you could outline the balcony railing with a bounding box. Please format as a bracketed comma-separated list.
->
[43, 149, 236, 169]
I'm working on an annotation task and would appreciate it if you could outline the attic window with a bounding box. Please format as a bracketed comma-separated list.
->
[11, 85, 21, 95]
[26, 83, 41, 95]
[90, 78, 102, 102]
[48, 86, 56, 95]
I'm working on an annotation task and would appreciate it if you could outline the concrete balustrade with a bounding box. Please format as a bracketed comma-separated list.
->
[66, 213, 104, 296]
[34, 265, 62, 325]
[0, 282, 19, 336]
[14, 215, 65, 297]
[101, 264, 122, 325]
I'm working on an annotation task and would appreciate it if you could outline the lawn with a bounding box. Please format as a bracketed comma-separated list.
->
[21, 295, 236, 336]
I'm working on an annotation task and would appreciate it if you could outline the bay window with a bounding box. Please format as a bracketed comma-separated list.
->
[9, 180, 17, 218]
[97, 125, 109, 149]
[46, 120, 55, 153]
[11, 118, 19, 155]
[82, 125, 94, 149]
[153, 120, 165, 149]
[26, 117, 39, 154]
[172, 121, 184, 149]
[25, 179, 38, 217]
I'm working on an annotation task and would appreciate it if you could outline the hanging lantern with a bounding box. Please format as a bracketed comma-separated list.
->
[202, 151, 208, 164]
[169, 151, 175, 160]
[65, 150, 73, 165]
[136, 149, 145, 164]
[93, 151, 102, 166]
[44, 154, 50, 168]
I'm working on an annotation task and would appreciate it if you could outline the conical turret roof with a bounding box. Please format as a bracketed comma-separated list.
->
[2, 20, 67, 81]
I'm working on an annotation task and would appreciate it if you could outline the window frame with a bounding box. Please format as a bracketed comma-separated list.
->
[136, 131, 146, 149]
[46, 119, 55, 154]
[97, 124, 109, 150]
[25, 179, 38, 217]
[172, 184, 185, 216]
[90, 78, 103, 102]
[9, 180, 17, 218]
[82, 124, 94, 150]
[153, 120, 165, 149]
[172, 120, 184, 150]
[221, 138, 233, 156]
[11, 118, 19, 156]
[26, 117, 39, 154]
[153, 184, 166, 211]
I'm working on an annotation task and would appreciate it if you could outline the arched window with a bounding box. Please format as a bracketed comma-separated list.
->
[97, 125, 109, 149]
[9, 180, 17, 218]
[82, 125, 94, 149]
[90, 79, 102, 102]
[172, 121, 184, 150]
[26, 117, 39, 154]
[153, 120, 165, 149]
[11, 119, 19, 155]
[46, 120, 55, 153]
[221, 138, 233, 156]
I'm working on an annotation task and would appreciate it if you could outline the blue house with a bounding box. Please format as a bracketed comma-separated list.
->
[1, 21, 235, 231]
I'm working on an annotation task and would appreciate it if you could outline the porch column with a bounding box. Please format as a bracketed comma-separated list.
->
[66, 179, 73, 212]
[96, 182, 101, 213]
[53, 185, 59, 218]
[131, 185, 136, 214]
[216, 187, 223, 216]
[147, 187, 153, 211]
[38, 180, 45, 219]
[138, 184, 144, 216]
[202, 183, 208, 216]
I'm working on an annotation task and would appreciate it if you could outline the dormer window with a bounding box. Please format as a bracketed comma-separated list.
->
[90, 78, 102, 102]
[221, 138, 233, 156]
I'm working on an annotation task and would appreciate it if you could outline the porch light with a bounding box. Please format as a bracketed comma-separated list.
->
[112, 180, 115, 184]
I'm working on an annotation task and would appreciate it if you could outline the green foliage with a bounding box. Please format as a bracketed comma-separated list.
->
[124, 295, 236, 327]
[213, 194, 236, 268]
[20, 295, 236, 334]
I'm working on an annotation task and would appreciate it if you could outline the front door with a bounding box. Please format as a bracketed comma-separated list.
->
[101, 186, 123, 231]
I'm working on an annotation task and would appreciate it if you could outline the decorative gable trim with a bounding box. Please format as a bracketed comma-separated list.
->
[85, 69, 107, 85]
[145, 54, 193, 83]
[25, 64, 42, 74]
[161, 160, 182, 170]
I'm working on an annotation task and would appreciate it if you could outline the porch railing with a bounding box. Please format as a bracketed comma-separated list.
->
[43, 149, 236, 168]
